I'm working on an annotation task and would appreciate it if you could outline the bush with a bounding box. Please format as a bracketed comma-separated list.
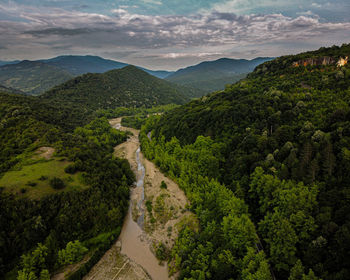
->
[155, 242, 169, 261]
[64, 164, 78, 174]
[38, 176, 48, 181]
[49, 177, 65, 190]
[58, 240, 88, 266]
[160, 181, 167, 189]
[145, 200, 153, 213]
[26, 181, 37, 187]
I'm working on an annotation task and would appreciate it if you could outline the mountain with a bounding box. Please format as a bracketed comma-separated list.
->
[0, 60, 20, 67]
[39, 55, 128, 76]
[0, 55, 174, 95]
[0, 60, 73, 95]
[165, 57, 273, 93]
[0, 84, 24, 94]
[142, 44, 350, 279]
[40, 55, 173, 78]
[41, 65, 190, 110]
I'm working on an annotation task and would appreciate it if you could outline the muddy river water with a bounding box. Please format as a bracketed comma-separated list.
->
[115, 121, 169, 280]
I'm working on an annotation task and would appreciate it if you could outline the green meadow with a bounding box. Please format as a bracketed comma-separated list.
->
[0, 158, 88, 199]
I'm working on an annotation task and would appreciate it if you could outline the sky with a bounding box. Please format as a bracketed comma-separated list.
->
[0, 0, 349, 70]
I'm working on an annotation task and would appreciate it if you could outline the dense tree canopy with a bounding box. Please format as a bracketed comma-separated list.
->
[141, 44, 350, 279]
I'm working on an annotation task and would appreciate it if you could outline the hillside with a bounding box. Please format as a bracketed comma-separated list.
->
[165, 57, 273, 92]
[0, 88, 134, 278]
[141, 44, 350, 280]
[41, 65, 190, 110]
[0, 60, 73, 95]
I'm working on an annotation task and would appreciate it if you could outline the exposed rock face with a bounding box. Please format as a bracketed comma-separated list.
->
[292, 56, 348, 67]
[337, 56, 348, 67]
[292, 57, 335, 67]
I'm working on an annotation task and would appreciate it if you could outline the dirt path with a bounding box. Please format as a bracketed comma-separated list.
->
[83, 118, 193, 280]
[33, 146, 55, 160]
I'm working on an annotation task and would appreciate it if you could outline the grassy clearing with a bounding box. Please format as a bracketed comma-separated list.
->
[0, 158, 88, 199]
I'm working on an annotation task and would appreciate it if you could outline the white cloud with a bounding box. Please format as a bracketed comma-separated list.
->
[142, 0, 162, 5]
[296, 10, 318, 17]
[161, 52, 223, 59]
[208, 0, 294, 14]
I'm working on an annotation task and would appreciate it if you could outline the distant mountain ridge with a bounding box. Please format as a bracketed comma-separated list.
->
[0, 61, 74, 95]
[166, 57, 273, 93]
[38, 55, 174, 78]
[0, 55, 271, 95]
[0, 60, 20, 67]
[41, 65, 190, 110]
[0, 55, 174, 95]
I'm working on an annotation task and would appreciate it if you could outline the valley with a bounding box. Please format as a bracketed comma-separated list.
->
[0, 43, 350, 280]
[81, 118, 193, 279]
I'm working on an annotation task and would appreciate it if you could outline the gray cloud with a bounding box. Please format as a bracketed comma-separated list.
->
[0, 4, 349, 69]
[24, 27, 91, 37]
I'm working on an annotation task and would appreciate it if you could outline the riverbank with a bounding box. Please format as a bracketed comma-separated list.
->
[83, 118, 192, 279]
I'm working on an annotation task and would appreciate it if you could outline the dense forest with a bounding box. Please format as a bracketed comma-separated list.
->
[0, 90, 134, 279]
[140, 44, 350, 279]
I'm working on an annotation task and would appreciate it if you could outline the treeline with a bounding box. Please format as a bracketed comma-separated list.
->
[140, 119, 273, 279]
[0, 116, 134, 279]
[95, 104, 179, 118]
[141, 118, 320, 279]
[95, 104, 179, 129]
[143, 44, 350, 279]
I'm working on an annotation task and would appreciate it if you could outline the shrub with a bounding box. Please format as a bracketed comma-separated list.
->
[64, 164, 78, 174]
[160, 181, 167, 189]
[49, 177, 65, 190]
[145, 200, 153, 213]
[26, 181, 37, 187]
[58, 240, 88, 266]
[155, 242, 169, 261]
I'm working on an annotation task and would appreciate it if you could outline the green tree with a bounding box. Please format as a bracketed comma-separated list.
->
[58, 240, 88, 265]
[241, 247, 272, 280]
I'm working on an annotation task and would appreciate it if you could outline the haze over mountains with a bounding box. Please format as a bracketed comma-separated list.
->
[0, 61, 74, 95]
[0, 55, 271, 95]
[166, 57, 273, 92]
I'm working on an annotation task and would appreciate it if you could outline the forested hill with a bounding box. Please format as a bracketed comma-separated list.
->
[0, 87, 134, 278]
[0, 90, 92, 175]
[144, 44, 350, 279]
[41, 65, 191, 110]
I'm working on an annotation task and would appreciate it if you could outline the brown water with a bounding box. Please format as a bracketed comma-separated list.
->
[114, 120, 169, 280]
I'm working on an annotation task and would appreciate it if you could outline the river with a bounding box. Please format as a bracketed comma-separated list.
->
[113, 119, 169, 280]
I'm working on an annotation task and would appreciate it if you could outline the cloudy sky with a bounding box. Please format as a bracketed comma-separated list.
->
[0, 0, 349, 70]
